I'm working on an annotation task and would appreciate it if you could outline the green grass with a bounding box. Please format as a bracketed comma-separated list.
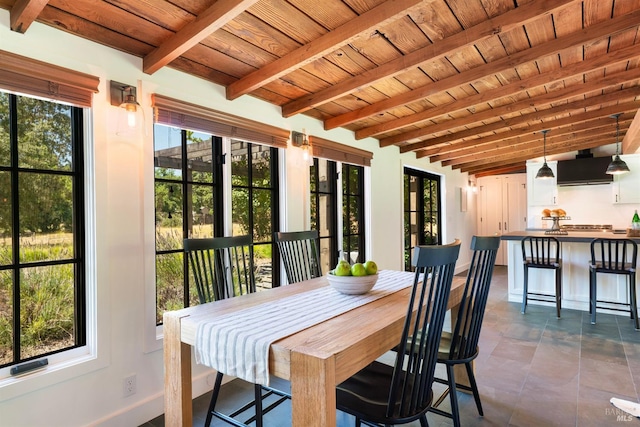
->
[0, 236, 75, 364]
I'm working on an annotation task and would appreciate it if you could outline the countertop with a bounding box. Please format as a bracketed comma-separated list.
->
[501, 230, 640, 243]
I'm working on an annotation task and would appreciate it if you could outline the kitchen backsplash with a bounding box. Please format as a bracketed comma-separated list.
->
[528, 183, 640, 230]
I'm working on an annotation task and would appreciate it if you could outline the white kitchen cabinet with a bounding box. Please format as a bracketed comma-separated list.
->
[477, 174, 527, 265]
[526, 160, 558, 206]
[612, 154, 640, 204]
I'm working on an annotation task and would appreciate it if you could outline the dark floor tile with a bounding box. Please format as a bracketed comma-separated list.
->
[528, 356, 579, 387]
[489, 336, 538, 364]
[466, 387, 519, 426]
[618, 323, 640, 343]
[579, 357, 636, 396]
[502, 319, 546, 342]
[509, 394, 577, 427]
[475, 354, 530, 395]
[577, 384, 637, 427]
[535, 336, 581, 361]
[580, 335, 627, 365]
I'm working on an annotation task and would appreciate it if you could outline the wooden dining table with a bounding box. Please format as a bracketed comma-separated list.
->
[163, 270, 466, 427]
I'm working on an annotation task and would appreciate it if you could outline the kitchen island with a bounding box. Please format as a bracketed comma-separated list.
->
[501, 231, 640, 313]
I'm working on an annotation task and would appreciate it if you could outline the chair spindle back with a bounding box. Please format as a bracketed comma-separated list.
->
[387, 239, 461, 419]
[275, 230, 322, 284]
[184, 235, 256, 304]
[449, 236, 500, 361]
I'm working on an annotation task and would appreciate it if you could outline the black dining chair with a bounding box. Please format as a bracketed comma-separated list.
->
[336, 239, 461, 427]
[521, 236, 563, 318]
[184, 235, 290, 427]
[428, 235, 500, 427]
[589, 238, 638, 330]
[274, 230, 322, 284]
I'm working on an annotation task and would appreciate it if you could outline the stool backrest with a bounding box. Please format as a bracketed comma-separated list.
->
[521, 236, 560, 266]
[590, 238, 638, 273]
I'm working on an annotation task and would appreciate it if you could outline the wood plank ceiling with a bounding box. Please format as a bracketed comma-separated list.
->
[3, 0, 640, 177]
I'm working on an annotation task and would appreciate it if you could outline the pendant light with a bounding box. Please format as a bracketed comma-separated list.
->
[536, 129, 554, 179]
[606, 113, 630, 175]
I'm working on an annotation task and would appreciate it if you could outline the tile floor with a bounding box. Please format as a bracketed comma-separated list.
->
[142, 266, 640, 426]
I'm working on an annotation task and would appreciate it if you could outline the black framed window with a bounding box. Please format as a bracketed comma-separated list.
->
[310, 158, 338, 273]
[403, 167, 441, 271]
[153, 126, 280, 325]
[154, 125, 224, 324]
[310, 159, 366, 270]
[0, 91, 86, 368]
[230, 139, 280, 290]
[342, 164, 365, 264]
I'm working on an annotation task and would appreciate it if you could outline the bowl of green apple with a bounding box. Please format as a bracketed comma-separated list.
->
[326, 260, 379, 295]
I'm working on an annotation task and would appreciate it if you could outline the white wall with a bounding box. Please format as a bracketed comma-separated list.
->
[526, 161, 639, 230]
[0, 10, 477, 426]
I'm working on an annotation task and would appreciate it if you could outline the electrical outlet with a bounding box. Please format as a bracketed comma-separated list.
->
[123, 374, 136, 397]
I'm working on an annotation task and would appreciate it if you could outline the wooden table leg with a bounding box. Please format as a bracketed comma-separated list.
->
[290, 349, 336, 427]
[164, 313, 192, 427]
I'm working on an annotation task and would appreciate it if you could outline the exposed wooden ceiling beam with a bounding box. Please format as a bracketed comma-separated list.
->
[431, 118, 633, 164]
[361, 45, 640, 141]
[143, 0, 259, 75]
[416, 115, 632, 159]
[473, 165, 527, 177]
[400, 84, 640, 153]
[383, 72, 640, 149]
[402, 101, 640, 153]
[280, 0, 579, 118]
[623, 108, 640, 154]
[226, 0, 423, 100]
[324, 9, 640, 130]
[443, 125, 627, 167]
[10, 0, 48, 33]
[460, 135, 617, 173]
[466, 161, 529, 176]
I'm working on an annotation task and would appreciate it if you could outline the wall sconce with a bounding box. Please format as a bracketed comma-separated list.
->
[291, 130, 311, 163]
[467, 179, 477, 193]
[110, 80, 145, 135]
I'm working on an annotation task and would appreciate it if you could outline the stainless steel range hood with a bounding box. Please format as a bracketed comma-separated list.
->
[556, 150, 613, 186]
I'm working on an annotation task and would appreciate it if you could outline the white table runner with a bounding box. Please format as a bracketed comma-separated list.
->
[194, 270, 415, 385]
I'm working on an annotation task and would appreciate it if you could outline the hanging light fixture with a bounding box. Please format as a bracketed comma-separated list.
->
[606, 113, 630, 175]
[536, 129, 554, 179]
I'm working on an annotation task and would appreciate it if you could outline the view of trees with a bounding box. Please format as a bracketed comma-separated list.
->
[0, 92, 79, 367]
[0, 95, 75, 236]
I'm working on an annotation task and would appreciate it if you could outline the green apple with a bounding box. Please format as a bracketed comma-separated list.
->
[334, 260, 352, 276]
[351, 262, 367, 277]
[363, 260, 378, 275]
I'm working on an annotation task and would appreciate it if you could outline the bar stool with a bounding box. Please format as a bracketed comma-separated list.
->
[589, 238, 638, 330]
[521, 236, 562, 318]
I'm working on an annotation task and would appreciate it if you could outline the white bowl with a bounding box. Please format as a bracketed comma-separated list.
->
[326, 273, 379, 295]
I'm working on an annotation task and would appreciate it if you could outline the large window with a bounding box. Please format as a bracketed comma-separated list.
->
[342, 163, 365, 264]
[0, 91, 86, 368]
[310, 158, 338, 274]
[230, 139, 279, 289]
[154, 127, 224, 323]
[404, 168, 441, 271]
[153, 124, 280, 325]
[310, 159, 366, 271]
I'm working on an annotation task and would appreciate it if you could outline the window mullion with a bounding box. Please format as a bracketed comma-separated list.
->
[9, 94, 20, 364]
